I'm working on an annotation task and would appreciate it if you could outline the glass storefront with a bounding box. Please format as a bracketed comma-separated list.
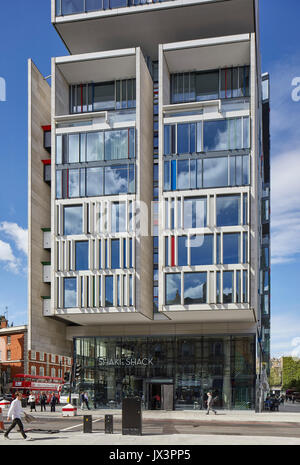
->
[74, 334, 256, 410]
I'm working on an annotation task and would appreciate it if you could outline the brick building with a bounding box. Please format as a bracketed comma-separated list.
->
[0, 316, 72, 394]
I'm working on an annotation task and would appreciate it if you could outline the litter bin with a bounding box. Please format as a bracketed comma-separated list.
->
[83, 415, 92, 433]
[105, 414, 113, 434]
[122, 397, 142, 436]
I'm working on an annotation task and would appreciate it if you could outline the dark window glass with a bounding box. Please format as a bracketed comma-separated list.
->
[63, 205, 83, 235]
[216, 195, 240, 227]
[93, 82, 115, 111]
[105, 276, 114, 307]
[178, 236, 188, 266]
[177, 124, 190, 154]
[111, 239, 120, 269]
[86, 0, 102, 11]
[85, 167, 103, 197]
[190, 235, 213, 266]
[196, 71, 219, 101]
[165, 273, 181, 305]
[223, 233, 240, 264]
[61, 0, 84, 15]
[203, 120, 227, 151]
[64, 277, 77, 308]
[184, 272, 207, 304]
[75, 241, 89, 270]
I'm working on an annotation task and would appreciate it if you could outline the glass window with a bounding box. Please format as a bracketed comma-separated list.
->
[164, 161, 171, 191]
[196, 71, 219, 101]
[105, 276, 114, 307]
[184, 272, 207, 304]
[75, 241, 89, 271]
[86, 167, 104, 197]
[86, 132, 104, 162]
[178, 236, 188, 266]
[165, 273, 181, 305]
[105, 130, 129, 160]
[63, 205, 83, 235]
[56, 135, 62, 164]
[223, 271, 233, 303]
[111, 239, 120, 269]
[184, 197, 207, 229]
[216, 195, 240, 227]
[111, 202, 126, 233]
[203, 157, 228, 188]
[56, 171, 62, 199]
[61, 0, 84, 15]
[177, 160, 190, 190]
[93, 82, 115, 111]
[203, 120, 227, 151]
[69, 169, 80, 198]
[86, 0, 102, 11]
[105, 165, 130, 195]
[68, 134, 80, 163]
[243, 270, 248, 303]
[190, 235, 213, 266]
[64, 277, 77, 308]
[223, 233, 241, 264]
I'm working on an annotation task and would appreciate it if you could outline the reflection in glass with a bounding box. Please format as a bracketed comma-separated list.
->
[165, 273, 181, 305]
[86, 167, 103, 197]
[216, 195, 240, 227]
[69, 169, 80, 198]
[111, 202, 126, 233]
[184, 197, 207, 229]
[184, 272, 207, 304]
[190, 235, 213, 266]
[63, 205, 83, 235]
[64, 277, 77, 308]
[87, 132, 104, 162]
[203, 157, 228, 188]
[223, 233, 240, 264]
[105, 276, 114, 307]
[75, 241, 89, 270]
[223, 271, 233, 303]
[69, 134, 80, 163]
[93, 82, 115, 111]
[111, 239, 120, 269]
[178, 236, 188, 266]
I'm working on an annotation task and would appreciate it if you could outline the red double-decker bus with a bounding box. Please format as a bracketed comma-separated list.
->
[11, 374, 64, 404]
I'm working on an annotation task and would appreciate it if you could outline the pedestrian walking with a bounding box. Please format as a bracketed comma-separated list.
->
[80, 392, 85, 409]
[206, 391, 217, 415]
[4, 392, 32, 441]
[84, 392, 90, 410]
[50, 392, 57, 412]
[28, 392, 37, 412]
[40, 392, 47, 412]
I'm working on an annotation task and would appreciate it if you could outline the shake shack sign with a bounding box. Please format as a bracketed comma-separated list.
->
[97, 357, 154, 367]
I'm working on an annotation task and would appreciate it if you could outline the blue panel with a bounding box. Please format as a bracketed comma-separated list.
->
[171, 160, 177, 190]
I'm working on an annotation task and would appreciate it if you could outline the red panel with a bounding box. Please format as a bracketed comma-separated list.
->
[42, 159, 51, 165]
[171, 236, 176, 267]
[42, 125, 51, 132]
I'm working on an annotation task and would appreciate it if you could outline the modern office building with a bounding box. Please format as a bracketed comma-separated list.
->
[28, 0, 270, 410]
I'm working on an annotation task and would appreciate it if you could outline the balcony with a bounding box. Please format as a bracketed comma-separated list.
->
[52, 0, 257, 58]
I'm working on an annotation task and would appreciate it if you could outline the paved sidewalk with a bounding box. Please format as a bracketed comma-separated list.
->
[12, 404, 300, 423]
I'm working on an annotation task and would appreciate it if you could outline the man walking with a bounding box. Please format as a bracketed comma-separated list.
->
[40, 392, 47, 412]
[50, 392, 57, 412]
[206, 391, 217, 415]
[84, 392, 90, 410]
[4, 392, 32, 441]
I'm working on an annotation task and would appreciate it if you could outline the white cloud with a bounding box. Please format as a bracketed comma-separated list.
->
[271, 313, 300, 358]
[0, 239, 20, 274]
[0, 221, 28, 255]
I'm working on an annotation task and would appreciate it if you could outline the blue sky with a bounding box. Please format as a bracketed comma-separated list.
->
[0, 0, 299, 358]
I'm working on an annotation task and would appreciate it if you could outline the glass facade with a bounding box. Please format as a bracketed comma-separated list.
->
[56, 0, 172, 16]
[74, 334, 256, 410]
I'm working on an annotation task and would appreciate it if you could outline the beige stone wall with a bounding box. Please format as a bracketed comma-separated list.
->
[28, 60, 71, 356]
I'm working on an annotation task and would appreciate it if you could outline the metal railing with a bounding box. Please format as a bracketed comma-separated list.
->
[56, 0, 174, 17]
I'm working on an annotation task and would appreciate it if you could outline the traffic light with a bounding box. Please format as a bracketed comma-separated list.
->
[75, 364, 82, 379]
[64, 372, 70, 382]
